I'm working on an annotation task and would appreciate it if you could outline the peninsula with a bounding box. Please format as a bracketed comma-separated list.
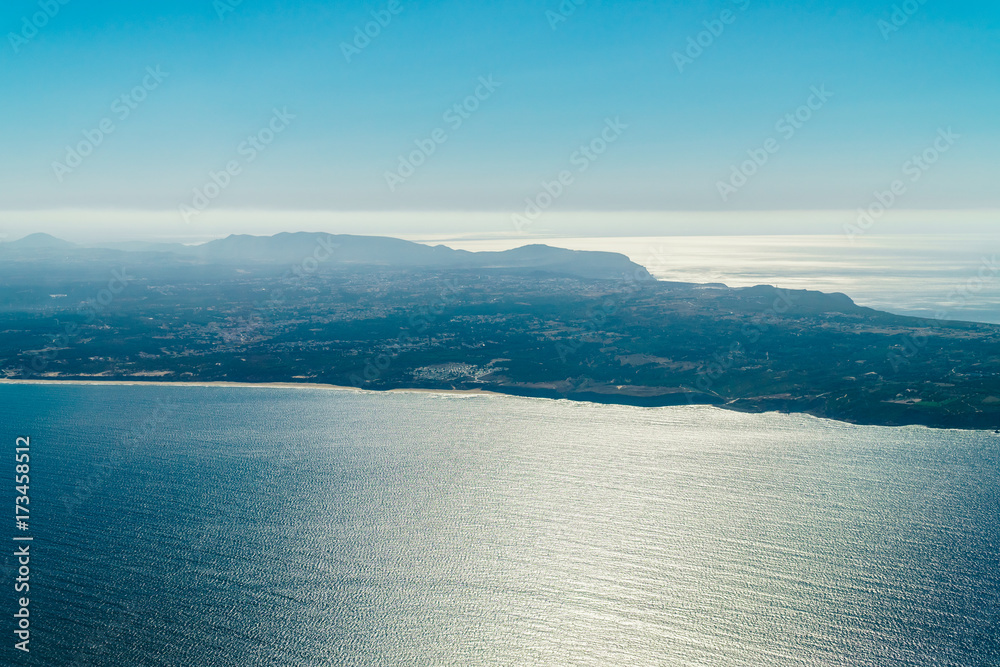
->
[2, 232, 998, 430]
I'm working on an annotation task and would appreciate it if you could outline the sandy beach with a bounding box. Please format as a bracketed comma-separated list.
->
[0, 378, 501, 397]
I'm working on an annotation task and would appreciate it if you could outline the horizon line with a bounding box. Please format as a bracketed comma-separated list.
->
[2, 208, 997, 244]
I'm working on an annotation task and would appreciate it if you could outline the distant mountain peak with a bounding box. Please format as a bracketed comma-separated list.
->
[8, 233, 78, 249]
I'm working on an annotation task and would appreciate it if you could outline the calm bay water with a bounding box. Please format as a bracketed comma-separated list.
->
[3, 384, 998, 665]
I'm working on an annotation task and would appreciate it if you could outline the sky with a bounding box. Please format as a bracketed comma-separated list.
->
[0, 0, 997, 241]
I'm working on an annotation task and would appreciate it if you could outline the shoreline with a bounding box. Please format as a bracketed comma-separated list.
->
[0, 378, 502, 397]
[0, 378, 993, 432]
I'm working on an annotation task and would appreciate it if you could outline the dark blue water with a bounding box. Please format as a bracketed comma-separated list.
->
[2, 384, 999, 665]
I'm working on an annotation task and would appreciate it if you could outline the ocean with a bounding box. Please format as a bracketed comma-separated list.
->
[4, 384, 998, 665]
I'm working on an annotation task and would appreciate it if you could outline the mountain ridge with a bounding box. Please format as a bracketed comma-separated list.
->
[2, 232, 650, 282]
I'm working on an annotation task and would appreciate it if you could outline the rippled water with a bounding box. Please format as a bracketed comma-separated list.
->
[5, 385, 999, 665]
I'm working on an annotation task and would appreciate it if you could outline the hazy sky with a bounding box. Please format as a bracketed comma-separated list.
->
[1, 0, 997, 239]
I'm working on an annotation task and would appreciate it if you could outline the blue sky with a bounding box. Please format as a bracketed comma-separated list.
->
[0, 0, 997, 238]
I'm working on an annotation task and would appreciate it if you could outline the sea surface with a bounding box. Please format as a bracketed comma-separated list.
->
[3, 384, 998, 666]
[435, 234, 1000, 324]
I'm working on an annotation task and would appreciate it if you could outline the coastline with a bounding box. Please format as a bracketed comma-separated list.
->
[0, 378, 710, 408]
[0, 378, 992, 431]
[0, 378, 502, 397]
